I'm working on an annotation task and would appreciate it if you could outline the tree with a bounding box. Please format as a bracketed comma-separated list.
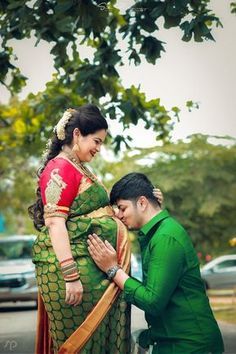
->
[0, 152, 37, 234]
[0, 0, 221, 151]
[99, 135, 236, 255]
[0, 1, 223, 235]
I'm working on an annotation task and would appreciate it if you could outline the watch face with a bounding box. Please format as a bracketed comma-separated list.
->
[107, 265, 120, 280]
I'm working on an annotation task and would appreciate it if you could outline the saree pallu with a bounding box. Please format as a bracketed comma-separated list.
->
[33, 182, 131, 354]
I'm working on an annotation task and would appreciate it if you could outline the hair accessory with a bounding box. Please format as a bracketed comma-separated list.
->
[41, 138, 52, 162]
[54, 109, 73, 141]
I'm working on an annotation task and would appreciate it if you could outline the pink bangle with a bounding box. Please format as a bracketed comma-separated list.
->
[60, 257, 74, 266]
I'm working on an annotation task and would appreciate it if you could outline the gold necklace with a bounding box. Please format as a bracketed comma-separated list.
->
[61, 150, 97, 182]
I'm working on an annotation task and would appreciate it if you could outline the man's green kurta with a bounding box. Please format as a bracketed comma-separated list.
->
[124, 210, 224, 353]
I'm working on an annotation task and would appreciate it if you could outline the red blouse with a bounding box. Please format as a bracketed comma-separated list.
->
[40, 158, 83, 219]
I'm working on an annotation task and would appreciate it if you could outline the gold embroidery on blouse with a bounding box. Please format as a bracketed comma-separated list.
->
[44, 205, 69, 214]
[44, 211, 68, 219]
[44, 168, 67, 214]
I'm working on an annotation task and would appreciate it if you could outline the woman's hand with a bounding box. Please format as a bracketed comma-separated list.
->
[153, 188, 164, 206]
[87, 233, 117, 273]
[65, 279, 83, 306]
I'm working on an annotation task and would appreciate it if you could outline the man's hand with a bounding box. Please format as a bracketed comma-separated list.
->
[87, 233, 117, 273]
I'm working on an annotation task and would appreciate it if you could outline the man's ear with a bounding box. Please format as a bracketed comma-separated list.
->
[137, 196, 148, 211]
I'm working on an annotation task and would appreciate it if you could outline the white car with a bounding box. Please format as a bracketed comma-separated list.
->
[131, 253, 142, 281]
[0, 235, 38, 306]
[201, 254, 236, 289]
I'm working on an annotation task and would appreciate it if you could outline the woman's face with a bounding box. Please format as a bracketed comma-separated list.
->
[76, 129, 107, 162]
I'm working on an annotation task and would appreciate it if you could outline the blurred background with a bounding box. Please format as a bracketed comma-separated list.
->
[0, 0, 236, 353]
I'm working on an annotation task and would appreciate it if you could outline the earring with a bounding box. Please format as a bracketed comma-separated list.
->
[72, 143, 80, 154]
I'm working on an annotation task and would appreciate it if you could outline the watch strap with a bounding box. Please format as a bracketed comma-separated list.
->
[106, 265, 121, 280]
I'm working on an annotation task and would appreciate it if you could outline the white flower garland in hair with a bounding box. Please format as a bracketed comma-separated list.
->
[54, 110, 73, 140]
[41, 138, 52, 163]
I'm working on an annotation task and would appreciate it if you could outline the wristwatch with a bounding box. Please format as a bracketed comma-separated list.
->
[106, 265, 121, 280]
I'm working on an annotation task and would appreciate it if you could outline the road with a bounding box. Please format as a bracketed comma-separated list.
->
[0, 302, 235, 354]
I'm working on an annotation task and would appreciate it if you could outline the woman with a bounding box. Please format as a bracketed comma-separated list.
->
[28, 104, 131, 354]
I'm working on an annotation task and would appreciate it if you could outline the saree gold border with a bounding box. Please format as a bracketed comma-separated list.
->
[78, 176, 93, 194]
[35, 292, 53, 354]
[80, 205, 114, 219]
[58, 218, 131, 354]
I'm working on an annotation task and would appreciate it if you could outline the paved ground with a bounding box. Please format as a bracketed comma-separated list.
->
[0, 301, 235, 353]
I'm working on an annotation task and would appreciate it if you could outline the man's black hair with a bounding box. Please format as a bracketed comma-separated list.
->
[110, 172, 160, 207]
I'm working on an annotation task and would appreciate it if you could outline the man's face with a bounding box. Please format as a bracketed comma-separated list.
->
[115, 199, 143, 230]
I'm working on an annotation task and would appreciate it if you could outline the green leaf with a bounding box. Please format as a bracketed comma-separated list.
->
[55, 17, 74, 33]
[128, 50, 141, 65]
[150, 3, 166, 19]
[139, 18, 158, 33]
[231, 2, 236, 14]
[7, 0, 25, 10]
[186, 100, 199, 111]
[164, 15, 182, 28]
[180, 21, 193, 42]
[166, 0, 189, 17]
[10, 72, 27, 93]
[140, 37, 165, 64]
[54, 0, 74, 14]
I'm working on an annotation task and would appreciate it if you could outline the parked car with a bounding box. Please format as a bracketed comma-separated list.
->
[131, 253, 143, 281]
[201, 254, 236, 289]
[0, 235, 38, 306]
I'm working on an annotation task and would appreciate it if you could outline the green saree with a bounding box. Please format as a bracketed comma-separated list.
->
[33, 179, 131, 353]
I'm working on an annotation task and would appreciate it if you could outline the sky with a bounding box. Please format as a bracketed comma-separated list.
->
[0, 0, 235, 147]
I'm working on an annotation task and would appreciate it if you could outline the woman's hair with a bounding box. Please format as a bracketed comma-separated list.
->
[28, 104, 108, 231]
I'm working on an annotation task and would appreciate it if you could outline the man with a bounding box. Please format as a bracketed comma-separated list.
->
[87, 173, 224, 354]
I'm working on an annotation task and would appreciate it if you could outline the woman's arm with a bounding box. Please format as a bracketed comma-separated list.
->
[45, 216, 83, 306]
[45, 216, 73, 262]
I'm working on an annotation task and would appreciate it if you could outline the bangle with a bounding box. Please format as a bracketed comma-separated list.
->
[61, 261, 80, 282]
[106, 265, 121, 280]
[60, 257, 74, 266]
